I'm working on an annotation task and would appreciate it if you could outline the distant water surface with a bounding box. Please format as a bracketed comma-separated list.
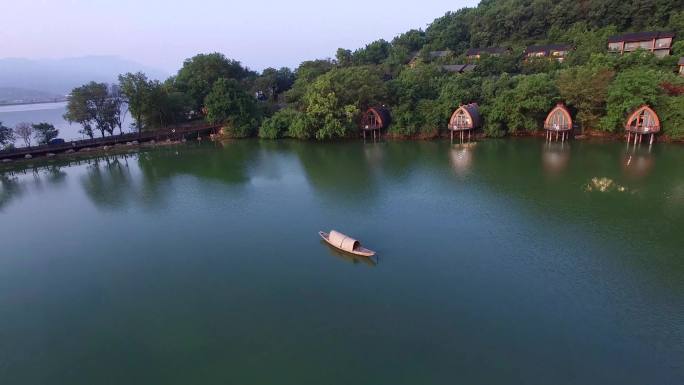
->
[0, 139, 682, 385]
[0, 102, 132, 142]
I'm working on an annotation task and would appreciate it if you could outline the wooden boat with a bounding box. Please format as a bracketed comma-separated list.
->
[319, 230, 376, 257]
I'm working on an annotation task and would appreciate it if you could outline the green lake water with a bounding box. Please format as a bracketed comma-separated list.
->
[0, 139, 683, 384]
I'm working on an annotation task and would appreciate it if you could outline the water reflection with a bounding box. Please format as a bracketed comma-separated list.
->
[622, 147, 655, 180]
[0, 174, 24, 210]
[291, 141, 378, 206]
[450, 143, 475, 176]
[542, 142, 570, 176]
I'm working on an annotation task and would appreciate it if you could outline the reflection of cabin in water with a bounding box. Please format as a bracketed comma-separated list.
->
[608, 32, 675, 57]
[625, 105, 660, 145]
[448, 103, 481, 142]
[360, 107, 391, 140]
[544, 103, 573, 142]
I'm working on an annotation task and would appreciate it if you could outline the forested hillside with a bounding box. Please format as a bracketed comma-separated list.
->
[60, 0, 684, 144]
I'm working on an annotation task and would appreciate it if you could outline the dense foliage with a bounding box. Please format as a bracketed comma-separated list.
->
[46, 0, 684, 147]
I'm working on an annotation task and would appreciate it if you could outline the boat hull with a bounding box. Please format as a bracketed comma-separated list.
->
[319, 231, 376, 257]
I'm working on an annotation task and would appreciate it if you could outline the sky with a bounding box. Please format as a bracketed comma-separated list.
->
[1, 0, 479, 74]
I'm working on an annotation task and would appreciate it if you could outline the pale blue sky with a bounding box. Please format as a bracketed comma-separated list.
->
[1, 0, 479, 73]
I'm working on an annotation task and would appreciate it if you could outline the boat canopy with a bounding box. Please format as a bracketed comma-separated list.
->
[329, 230, 359, 253]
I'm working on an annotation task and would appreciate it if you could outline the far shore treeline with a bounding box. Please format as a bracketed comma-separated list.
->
[2, 0, 684, 150]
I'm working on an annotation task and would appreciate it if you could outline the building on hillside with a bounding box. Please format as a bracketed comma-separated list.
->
[679, 57, 684, 76]
[465, 47, 509, 61]
[429, 51, 451, 59]
[524, 44, 573, 62]
[544, 103, 573, 142]
[441, 64, 477, 73]
[360, 107, 391, 140]
[625, 105, 660, 145]
[448, 103, 481, 143]
[607, 32, 675, 58]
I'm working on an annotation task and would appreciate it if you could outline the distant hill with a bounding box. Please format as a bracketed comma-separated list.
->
[0, 56, 168, 102]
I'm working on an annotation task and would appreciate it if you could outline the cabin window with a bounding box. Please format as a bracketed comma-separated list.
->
[367, 112, 379, 128]
[679, 65, 684, 75]
[608, 42, 622, 51]
[452, 110, 471, 128]
[547, 109, 569, 130]
[624, 42, 641, 51]
[655, 38, 672, 49]
[629, 108, 658, 132]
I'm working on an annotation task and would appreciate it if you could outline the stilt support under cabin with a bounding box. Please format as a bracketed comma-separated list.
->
[450, 128, 474, 144]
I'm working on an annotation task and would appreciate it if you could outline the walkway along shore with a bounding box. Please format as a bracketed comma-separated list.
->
[0, 124, 221, 161]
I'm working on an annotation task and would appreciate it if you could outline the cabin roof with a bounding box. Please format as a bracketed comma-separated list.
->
[679, 57, 684, 66]
[429, 50, 451, 58]
[608, 31, 675, 43]
[442, 64, 465, 72]
[466, 47, 508, 56]
[525, 44, 573, 54]
[463, 103, 482, 128]
[450, 103, 482, 129]
[441, 64, 477, 73]
[362, 106, 391, 129]
[461, 64, 477, 72]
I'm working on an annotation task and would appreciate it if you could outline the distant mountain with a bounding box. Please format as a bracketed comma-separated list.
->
[0, 56, 169, 99]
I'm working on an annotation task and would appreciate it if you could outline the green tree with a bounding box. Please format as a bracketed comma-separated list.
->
[352, 39, 391, 65]
[301, 66, 388, 139]
[285, 59, 335, 106]
[64, 82, 119, 138]
[557, 66, 614, 133]
[335, 48, 353, 67]
[259, 108, 302, 139]
[602, 68, 663, 132]
[119, 72, 153, 132]
[32, 123, 59, 145]
[253, 67, 295, 101]
[205, 78, 259, 138]
[174, 53, 252, 111]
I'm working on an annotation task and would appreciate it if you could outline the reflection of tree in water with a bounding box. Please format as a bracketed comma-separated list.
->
[136, 142, 256, 185]
[0, 173, 24, 210]
[290, 141, 378, 206]
[80, 155, 135, 209]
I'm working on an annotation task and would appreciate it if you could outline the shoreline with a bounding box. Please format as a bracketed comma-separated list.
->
[0, 132, 676, 173]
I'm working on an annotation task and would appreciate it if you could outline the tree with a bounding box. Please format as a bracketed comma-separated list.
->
[601, 68, 663, 132]
[557, 66, 614, 133]
[119, 72, 152, 132]
[64, 82, 124, 138]
[352, 39, 391, 65]
[15, 122, 33, 147]
[205, 78, 259, 138]
[32, 123, 59, 145]
[259, 108, 302, 139]
[253, 67, 295, 101]
[174, 53, 252, 111]
[301, 66, 388, 139]
[285, 59, 335, 106]
[0, 121, 15, 148]
[335, 48, 353, 67]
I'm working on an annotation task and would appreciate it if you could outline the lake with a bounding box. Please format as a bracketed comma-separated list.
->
[0, 139, 682, 385]
[0, 102, 133, 142]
